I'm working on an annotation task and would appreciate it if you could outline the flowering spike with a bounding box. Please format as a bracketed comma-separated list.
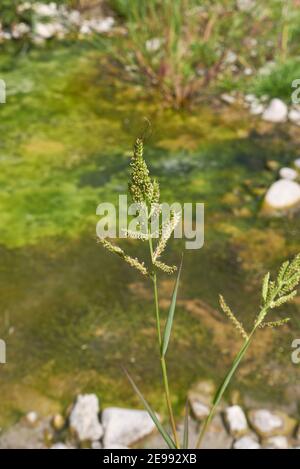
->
[259, 318, 290, 329]
[219, 295, 248, 340]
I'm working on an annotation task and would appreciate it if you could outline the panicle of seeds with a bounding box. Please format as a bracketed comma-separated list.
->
[259, 318, 290, 329]
[153, 210, 181, 262]
[152, 179, 160, 204]
[97, 237, 148, 276]
[270, 290, 297, 308]
[154, 260, 177, 275]
[255, 253, 300, 327]
[219, 295, 248, 340]
[123, 254, 149, 276]
[121, 229, 150, 240]
[129, 138, 156, 205]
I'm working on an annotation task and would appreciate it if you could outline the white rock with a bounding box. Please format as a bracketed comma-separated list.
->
[221, 93, 236, 105]
[289, 108, 300, 125]
[25, 411, 38, 426]
[237, 0, 255, 12]
[279, 167, 298, 181]
[233, 435, 261, 449]
[190, 401, 210, 420]
[224, 406, 248, 437]
[91, 441, 103, 449]
[248, 410, 282, 436]
[188, 380, 215, 421]
[102, 407, 156, 447]
[33, 3, 58, 17]
[35, 22, 57, 39]
[11, 22, 30, 39]
[69, 394, 103, 442]
[80, 22, 92, 35]
[264, 436, 289, 449]
[68, 10, 81, 26]
[250, 102, 265, 115]
[91, 17, 114, 33]
[259, 61, 275, 77]
[264, 179, 300, 210]
[50, 443, 71, 449]
[262, 99, 288, 123]
[244, 67, 253, 76]
[145, 38, 162, 52]
[104, 444, 129, 449]
[245, 94, 256, 103]
[225, 51, 237, 64]
[294, 159, 300, 169]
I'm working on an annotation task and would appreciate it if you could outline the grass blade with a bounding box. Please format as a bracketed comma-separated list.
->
[162, 256, 183, 357]
[183, 399, 189, 449]
[196, 332, 253, 448]
[123, 367, 176, 449]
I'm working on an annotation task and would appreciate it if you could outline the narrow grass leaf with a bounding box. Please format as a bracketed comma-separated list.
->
[123, 367, 176, 449]
[183, 399, 189, 449]
[162, 256, 183, 357]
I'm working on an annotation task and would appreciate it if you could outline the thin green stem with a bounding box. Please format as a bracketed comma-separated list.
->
[196, 300, 275, 448]
[148, 233, 180, 449]
[196, 328, 255, 448]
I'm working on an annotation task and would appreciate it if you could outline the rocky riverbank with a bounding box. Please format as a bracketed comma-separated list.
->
[1, 380, 300, 449]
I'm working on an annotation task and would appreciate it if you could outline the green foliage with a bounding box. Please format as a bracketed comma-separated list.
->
[109, 0, 299, 106]
[1, 0, 33, 30]
[162, 257, 183, 357]
[253, 58, 300, 102]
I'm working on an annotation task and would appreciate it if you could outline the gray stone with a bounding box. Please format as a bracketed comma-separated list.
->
[69, 394, 103, 442]
[250, 102, 265, 115]
[0, 418, 50, 449]
[221, 93, 236, 105]
[262, 99, 288, 123]
[145, 38, 163, 52]
[263, 436, 289, 449]
[294, 159, 300, 170]
[237, 0, 255, 12]
[233, 435, 261, 449]
[91, 441, 103, 449]
[102, 407, 156, 447]
[50, 443, 71, 449]
[224, 406, 248, 437]
[248, 409, 297, 438]
[188, 380, 215, 421]
[25, 411, 39, 427]
[200, 414, 233, 449]
[289, 108, 300, 125]
[104, 444, 129, 449]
